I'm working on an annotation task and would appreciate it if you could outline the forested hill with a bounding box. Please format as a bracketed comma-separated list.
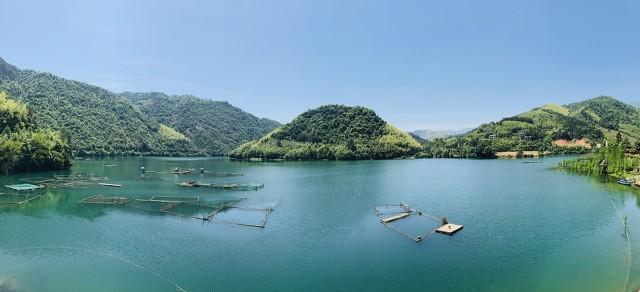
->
[0, 91, 72, 174]
[230, 105, 422, 160]
[422, 96, 640, 158]
[122, 92, 280, 154]
[0, 57, 191, 155]
[0, 57, 278, 156]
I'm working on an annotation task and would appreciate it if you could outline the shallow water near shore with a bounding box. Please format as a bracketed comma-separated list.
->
[0, 156, 638, 291]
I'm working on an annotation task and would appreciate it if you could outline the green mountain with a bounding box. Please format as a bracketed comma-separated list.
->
[0, 57, 279, 156]
[0, 91, 72, 174]
[0, 57, 187, 155]
[230, 105, 422, 160]
[423, 96, 640, 158]
[122, 92, 280, 155]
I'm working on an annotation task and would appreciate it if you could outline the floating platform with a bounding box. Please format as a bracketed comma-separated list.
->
[203, 171, 244, 177]
[177, 181, 264, 190]
[375, 203, 463, 242]
[380, 212, 411, 224]
[170, 168, 192, 174]
[436, 223, 464, 235]
[5, 184, 42, 191]
[98, 183, 123, 188]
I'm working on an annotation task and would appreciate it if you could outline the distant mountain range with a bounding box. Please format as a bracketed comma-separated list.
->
[0, 57, 279, 155]
[411, 128, 472, 140]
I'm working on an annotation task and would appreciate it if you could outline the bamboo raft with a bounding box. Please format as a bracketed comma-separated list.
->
[380, 212, 411, 223]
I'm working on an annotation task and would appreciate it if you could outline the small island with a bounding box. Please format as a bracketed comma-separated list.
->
[0, 91, 72, 174]
[230, 105, 422, 160]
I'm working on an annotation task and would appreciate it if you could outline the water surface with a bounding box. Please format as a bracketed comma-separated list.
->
[0, 157, 638, 291]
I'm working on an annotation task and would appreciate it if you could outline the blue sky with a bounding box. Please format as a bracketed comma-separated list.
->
[1, 0, 639, 130]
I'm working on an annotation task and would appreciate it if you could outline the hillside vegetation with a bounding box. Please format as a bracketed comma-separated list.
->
[422, 96, 638, 158]
[0, 91, 72, 174]
[0, 57, 186, 155]
[123, 92, 280, 155]
[0, 57, 278, 156]
[230, 105, 422, 160]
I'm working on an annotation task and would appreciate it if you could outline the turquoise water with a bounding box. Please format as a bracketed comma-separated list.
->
[0, 157, 638, 291]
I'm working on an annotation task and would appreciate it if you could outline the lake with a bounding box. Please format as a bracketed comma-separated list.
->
[0, 157, 638, 291]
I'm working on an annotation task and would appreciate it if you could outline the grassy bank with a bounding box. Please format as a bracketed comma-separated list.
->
[557, 141, 640, 181]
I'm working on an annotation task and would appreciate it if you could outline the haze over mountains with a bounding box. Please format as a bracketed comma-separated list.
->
[411, 128, 472, 140]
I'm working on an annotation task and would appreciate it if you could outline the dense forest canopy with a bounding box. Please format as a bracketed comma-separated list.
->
[123, 92, 280, 155]
[0, 57, 278, 156]
[230, 105, 422, 160]
[421, 96, 639, 158]
[0, 91, 72, 174]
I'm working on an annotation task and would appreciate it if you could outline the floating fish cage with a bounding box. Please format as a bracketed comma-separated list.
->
[141, 195, 201, 203]
[128, 198, 238, 221]
[78, 195, 276, 228]
[374, 203, 462, 242]
[135, 175, 164, 181]
[0, 192, 42, 205]
[12, 174, 112, 189]
[79, 195, 131, 205]
[214, 206, 273, 228]
[54, 173, 109, 182]
[201, 171, 244, 177]
[56, 180, 96, 189]
[177, 181, 264, 191]
[18, 177, 56, 185]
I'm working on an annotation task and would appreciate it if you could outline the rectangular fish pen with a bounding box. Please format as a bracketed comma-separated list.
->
[374, 203, 461, 242]
[129, 197, 236, 221]
[0, 193, 42, 205]
[202, 171, 244, 177]
[177, 181, 264, 191]
[79, 195, 131, 205]
[19, 177, 56, 185]
[213, 204, 274, 228]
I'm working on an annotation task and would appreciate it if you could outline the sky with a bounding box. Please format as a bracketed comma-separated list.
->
[1, 0, 639, 131]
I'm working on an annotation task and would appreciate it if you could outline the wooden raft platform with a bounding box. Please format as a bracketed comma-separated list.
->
[98, 183, 123, 188]
[436, 223, 464, 235]
[5, 184, 42, 191]
[380, 212, 411, 224]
